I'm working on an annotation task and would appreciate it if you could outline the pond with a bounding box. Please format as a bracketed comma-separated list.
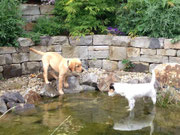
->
[0, 91, 180, 135]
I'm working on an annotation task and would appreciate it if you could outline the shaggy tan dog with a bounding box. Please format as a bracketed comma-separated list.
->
[30, 48, 83, 95]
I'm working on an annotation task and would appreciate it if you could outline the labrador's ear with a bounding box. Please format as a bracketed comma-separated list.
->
[68, 60, 75, 72]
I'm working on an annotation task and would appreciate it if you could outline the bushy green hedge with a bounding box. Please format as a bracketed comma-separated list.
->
[53, 0, 118, 36]
[116, 0, 180, 38]
[32, 16, 65, 36]
[0, 0, 24, 47]
[1, 0, 180, 47]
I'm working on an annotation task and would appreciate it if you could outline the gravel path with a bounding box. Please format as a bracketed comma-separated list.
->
[0, 68, 151, 96]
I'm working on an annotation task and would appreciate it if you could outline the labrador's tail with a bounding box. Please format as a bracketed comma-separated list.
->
[29, 48, 45, 55]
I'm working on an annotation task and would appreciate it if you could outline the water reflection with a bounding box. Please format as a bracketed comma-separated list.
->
[1, 92, 180, 135]
[113, 106, 156, 135]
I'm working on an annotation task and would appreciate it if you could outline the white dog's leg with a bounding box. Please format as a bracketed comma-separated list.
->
[152, 96, 156, 104]
[151, 89, 156, 104]
[127, 99, 135, 111]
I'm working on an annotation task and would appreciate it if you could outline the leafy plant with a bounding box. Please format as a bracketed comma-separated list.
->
[0, 0, 24, 47]
[157, 91, 171, 108]
[24, 32, 41, 44]
[122, 59, 134, 71]
[54, 0, 118, 36]
[116, 0, 180, 39]
[171, 35, 180, 43]
[32, 16, 65, 36]
[157, 86, 180, 108]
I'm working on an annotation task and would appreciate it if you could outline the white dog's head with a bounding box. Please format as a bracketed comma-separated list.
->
[108, 83, 127, 97]
[108, 83, 116, 96]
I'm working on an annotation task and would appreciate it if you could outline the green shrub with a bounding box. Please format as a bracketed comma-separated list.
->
[24, 31, 41, 44]
[122, 59, 134, 71]
[54, 0, 118, 36]
[0, 0, 24, 47]
[32, 16, 65, 36]
[116, 0, 180, 38]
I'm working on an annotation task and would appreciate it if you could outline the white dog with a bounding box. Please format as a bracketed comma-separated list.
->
[108, 70, 156, 111]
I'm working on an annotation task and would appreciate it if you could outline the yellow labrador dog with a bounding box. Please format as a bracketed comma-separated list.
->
[30, 48, 84, 95]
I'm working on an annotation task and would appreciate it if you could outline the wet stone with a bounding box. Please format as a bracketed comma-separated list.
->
[13, 103, 36, 115]
[6, 102, 18, 109]
[1, 92, 25, 103]
[0, 97, 7, 114]
[40, 84, 59, 98]
[63, 76, 83, 94]
[24, 90, 42, 104]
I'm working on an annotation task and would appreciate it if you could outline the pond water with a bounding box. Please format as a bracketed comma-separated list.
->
[0, 91, 180, 135]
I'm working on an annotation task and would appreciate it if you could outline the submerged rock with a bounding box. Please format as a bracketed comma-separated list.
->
[13, 103, 36, 115]
[0, 97, 7, 114]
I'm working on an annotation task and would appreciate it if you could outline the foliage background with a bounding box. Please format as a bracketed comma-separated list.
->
[0, 0, 24, 47]
[0, 0, 180, 46]
[116, 0, 180, 39]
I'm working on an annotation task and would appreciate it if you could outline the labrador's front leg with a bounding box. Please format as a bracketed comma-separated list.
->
[63, 75, 69, 88]
[58, 75, 64, 95]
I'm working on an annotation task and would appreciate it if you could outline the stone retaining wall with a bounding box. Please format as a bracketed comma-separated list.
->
[1, 35, 180, 79]
[21, 4, 54, 30]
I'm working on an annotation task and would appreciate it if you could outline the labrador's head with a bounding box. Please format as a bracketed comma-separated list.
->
[68, 58, 84, 73]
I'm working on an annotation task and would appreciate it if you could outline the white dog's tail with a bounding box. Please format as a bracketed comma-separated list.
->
[29, 48, 45, 56]
[150, 69, 156, 86]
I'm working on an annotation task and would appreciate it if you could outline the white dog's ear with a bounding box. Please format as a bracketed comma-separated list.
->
[109, 83, 115, 90]
[68, 60, 75, 72]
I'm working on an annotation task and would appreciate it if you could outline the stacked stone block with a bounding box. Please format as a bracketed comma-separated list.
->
[21, 4, 54, 31]
[1, 35, 180, 78]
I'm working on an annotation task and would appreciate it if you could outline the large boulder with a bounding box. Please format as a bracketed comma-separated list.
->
[154, 63, 180, 90]
[62, 76, 84, 94]
[154, 63, 180, 103]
